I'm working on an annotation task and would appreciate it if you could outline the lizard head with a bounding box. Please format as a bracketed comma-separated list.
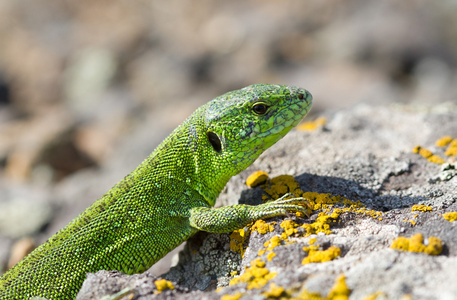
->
[203, 84, 312, 176]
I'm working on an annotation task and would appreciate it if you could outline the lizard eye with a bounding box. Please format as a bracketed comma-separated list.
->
[252, 103, 269, 115]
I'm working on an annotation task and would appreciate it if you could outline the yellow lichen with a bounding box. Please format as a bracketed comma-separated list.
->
[412, 145, 428, 156]
[280, 219, 299, 238]
[262, 282, 285, 298]
[390, 233, 443, 255]
[266, 252, 276, 261]
[301, 210, 343, 236]
[414, 136, 457, 165]
[351, 207, 382, 219]
[327, 274, 351, 300]
[251, 172, 382, 222]
[302, 245, 341, 265]
[428, 155, 445, 164]
[411, 205, 432, 212]
[231, 220, 277, 258]
[253, 258, 265, 267]
[412, 145, 445, 164]
[436, 136, 453, 147]
[259, 236, 283, 256]
[245, 173, 384, 244]
[154, 279, 174, 293]
[257, 221, 303, 257]
[363, 291, 385, 300]
[443, 212, 457, 222]
[296, 117, 327, 131]
[251, 219, 276, 234]
[445, 139, 457, 156]
[230, 227, 250, 258]
[298, 274, 351, 300]
[265, 236, 282, 249]
[246, 171, 269, 187]
[229, 259, 277, 290]
[407, 220, 416, 226]
[221, 292, 242, 300]
[261, 174, 301, 201]
[297, 289, 326, 300]
[302, 192, 342, 211]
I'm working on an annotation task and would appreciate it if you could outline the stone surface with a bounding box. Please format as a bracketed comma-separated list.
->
[77, 104, 457, 299]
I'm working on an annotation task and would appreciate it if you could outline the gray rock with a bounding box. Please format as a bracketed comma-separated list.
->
[0, 237, 12, 274]
[77, 104, 457, 299]
[0, 187, 54, 238]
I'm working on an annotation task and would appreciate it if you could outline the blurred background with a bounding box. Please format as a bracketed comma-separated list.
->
[1, 0, 457, 275]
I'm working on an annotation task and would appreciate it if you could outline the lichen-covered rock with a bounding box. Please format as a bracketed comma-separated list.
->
[77, 104, 457, 300]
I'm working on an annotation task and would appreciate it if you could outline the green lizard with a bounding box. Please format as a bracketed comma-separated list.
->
[0, 84, 312, 299]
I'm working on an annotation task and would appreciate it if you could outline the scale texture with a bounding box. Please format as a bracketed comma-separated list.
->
[0, 84, 312, 299]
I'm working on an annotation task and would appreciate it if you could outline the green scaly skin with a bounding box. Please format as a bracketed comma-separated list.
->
[0, 84, 312, 299]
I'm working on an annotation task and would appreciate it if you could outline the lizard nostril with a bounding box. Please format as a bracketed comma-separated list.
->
[298, 93, 304, 100]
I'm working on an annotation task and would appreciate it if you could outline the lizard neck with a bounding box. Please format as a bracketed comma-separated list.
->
[143, 118, 230, 207]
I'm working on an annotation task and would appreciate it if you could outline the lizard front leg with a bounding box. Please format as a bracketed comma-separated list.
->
[189, 196, 310, 233]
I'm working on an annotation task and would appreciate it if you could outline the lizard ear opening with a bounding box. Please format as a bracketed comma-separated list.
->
[207, 131, 222, 153]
